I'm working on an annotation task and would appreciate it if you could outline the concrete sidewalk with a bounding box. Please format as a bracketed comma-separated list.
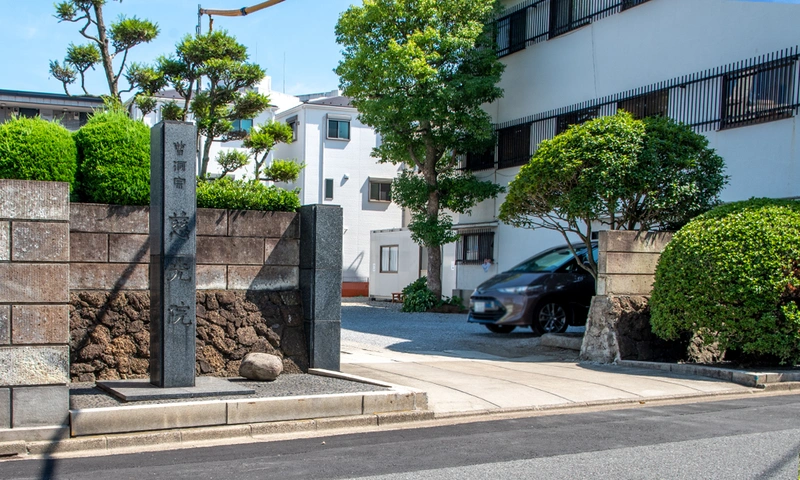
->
[340, 342, 758, 417]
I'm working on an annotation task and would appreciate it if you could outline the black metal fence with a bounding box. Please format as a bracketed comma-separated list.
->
[468, 47, 800, 172]
[496, 0, 651, 57]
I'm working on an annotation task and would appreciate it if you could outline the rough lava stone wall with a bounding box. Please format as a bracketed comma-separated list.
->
[70, 290, 307, 382]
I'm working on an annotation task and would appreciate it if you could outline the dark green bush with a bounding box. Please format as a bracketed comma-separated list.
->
[196, 177, 301, 211]
[0, 116, 77, 190]
[74, 109, 150, 205]
[400, 277, 465, 312]
[650, 198, 800, 364]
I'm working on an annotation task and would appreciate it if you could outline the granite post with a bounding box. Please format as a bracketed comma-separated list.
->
[299, 205, 342, 371]
[149, 121, 197, 388]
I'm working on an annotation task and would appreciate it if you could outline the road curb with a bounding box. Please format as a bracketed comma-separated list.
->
[617, 360, 800, 387]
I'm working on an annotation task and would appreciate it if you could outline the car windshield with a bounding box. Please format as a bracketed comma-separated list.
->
[508, 245, 595, 273]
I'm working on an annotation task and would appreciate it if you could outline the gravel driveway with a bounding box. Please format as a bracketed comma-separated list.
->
[342, 300, 580, 361]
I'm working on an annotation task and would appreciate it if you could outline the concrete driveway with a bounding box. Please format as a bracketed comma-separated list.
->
[340, 301, 753, 416]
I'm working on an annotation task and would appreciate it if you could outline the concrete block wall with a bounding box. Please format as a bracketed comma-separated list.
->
[0, 180, 70, 437]
[596, 231, 673, 296]
[69, 204, 300, 291]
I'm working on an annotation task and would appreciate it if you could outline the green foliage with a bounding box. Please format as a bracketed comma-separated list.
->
[73, 108, 150, 205]
[0, 116, 77, 190]
[261, 160, 304, 184]
[196, 177, 301, 212]
[52, 0, 159, 99]
[499, 112, 727, 278]
[400, 277, 465, 312]
[215, 150, 250, 178]
[650, 198, 800, 365]
[243, 120, 294, 180]
[335, 0, 506, 297]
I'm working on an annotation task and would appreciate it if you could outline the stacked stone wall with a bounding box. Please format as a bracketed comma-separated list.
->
[0, 180, 71, 437]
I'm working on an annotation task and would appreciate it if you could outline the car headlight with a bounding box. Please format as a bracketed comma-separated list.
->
[497, 285, 543, 295]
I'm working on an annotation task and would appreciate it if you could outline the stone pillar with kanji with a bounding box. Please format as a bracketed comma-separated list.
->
[149, 121, 197, 388]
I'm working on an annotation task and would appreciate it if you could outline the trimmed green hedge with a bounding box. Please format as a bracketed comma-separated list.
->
[650, 198, 800, 364]
[196, 177, 301, 212]
[0, 116, 77, 190]
[74, 109, 150, 205]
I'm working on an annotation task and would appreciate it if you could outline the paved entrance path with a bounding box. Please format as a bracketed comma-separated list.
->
[340, 342, 753, 415]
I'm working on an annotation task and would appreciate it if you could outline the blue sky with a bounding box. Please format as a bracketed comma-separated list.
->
[0, 0, 360, 98]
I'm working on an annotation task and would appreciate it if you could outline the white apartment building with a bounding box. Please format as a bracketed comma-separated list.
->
[273, 95, 404, 296]
[370, 0, 800, 300]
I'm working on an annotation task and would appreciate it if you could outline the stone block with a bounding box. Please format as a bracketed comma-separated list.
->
[0, 221, 8, 261]
[196, 265, 227, 290]
[179, 424, 251, 443]
[70, 401, 227, 436]
[597, 274, 655, 296]
[250, 419, 315, 436]
[362, 391, 417, 414]
[0, 440, 24, 456]
[265, 238, 299, 266]
[0, 180, 69, 221]
[12, 386, 69, 427]
[70, 263, 149, 290]
[26, 436, 106, 455]
[0, 346, 69, 385]
[11, 221, 69, 262]
[376, 410, 435, 425]
[197, 236, 264, 265]
[299, 205, 343, 270]
[228, 266, 299, 291]
[227, 393, 363, 424]
[315, 415, 377, 430]
[197, 208, 228, 236]
[0, 306, 7, 345]
[70, 232, 108, 262]
[305, 319, 341, 371]
[0, 388, 8, 429]
[300, 268, 342, 321]
[599, 252, 661, 276]
[228, 210, 299, 238]
[0, 426, 69, 443]
[70, 203, 149, 234]
[0, 264, 69, 303]
[601, 230, 673, 254]
[109, 234, 150, 263]
[11, 305, 69, 344]
[105, 431, 182, 450]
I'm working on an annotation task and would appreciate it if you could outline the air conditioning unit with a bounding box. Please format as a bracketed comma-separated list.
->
[73, 112, 80, 120]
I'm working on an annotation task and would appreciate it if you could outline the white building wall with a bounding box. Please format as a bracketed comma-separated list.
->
[445, 0, 800, 294]
[369, 229, 422, 299]
[275, 103, 403, 284]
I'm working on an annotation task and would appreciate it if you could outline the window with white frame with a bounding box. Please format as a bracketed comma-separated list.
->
[380, 245, 399, 273]
[285, 114, 298, 141]
[231, 118, 253, 134]
[369, 178, 392, 202]
[327, 114, 351, 140]
[324, 178, 334, 200]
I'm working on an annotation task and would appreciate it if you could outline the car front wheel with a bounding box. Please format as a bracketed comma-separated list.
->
[532, 301, 569, 335]
[485, 324, 516, 334]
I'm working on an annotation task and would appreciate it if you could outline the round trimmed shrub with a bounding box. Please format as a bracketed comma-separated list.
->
[650, 198, 800, 364]
[0, 116, 77, 189]
[74, 109, 150, 205]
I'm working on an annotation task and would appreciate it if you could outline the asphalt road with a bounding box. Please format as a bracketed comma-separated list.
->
[341, 301, 581, 360]
[3, 394, 800, 479]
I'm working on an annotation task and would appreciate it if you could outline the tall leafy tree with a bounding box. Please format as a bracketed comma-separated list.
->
[50, 0, 159, 99]
[335, 0, 505, 298]
[131, 31, 271, 177]
[243, 120, 295, 181]
[499, 112, 727, 279]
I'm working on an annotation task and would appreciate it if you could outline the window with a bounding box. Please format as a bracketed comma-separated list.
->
[497, 9, 527, 56]
[456, 230, 494, 265]
[328, 119, 350, 140]
[556, 107, 599, 135]
[621, 0, 651, 11]
[231, 118, 253, 133]
[618, 89, 669, 120]
[465, 148, 495, 171]
[380, 245, 399, 273]
[497, 123, 531, 169]
[721, 58, 797, 129]
[549, 0, 591, 39]
[285, 115, 298, 141]
[19, 108, 39, 118]
[324, 178, 334, 200]
[369, 179, 392, 202]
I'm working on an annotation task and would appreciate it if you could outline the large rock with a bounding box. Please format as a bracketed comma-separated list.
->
[239, 353, 283, 381]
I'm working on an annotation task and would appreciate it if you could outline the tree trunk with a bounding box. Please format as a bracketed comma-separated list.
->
[93, 4, 118, 100]
[423, 137, 443, 298]
[200, 136, 213, 177]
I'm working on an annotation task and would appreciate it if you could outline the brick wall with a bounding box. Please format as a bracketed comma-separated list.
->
[0, 180, 71, 437]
